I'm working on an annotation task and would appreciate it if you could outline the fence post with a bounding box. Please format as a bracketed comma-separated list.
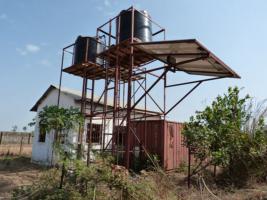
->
[28, 133, 31, 144]
[0, 132, 3, 145]
[19, 135, 23, 155]
[187, 147, 191, 188]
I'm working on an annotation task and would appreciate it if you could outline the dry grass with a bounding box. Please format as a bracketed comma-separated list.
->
[0, 156, 45, 199]
[0, 156, 267, 200]
[0, 144, 32, 156]
[165, 171, 267, 200]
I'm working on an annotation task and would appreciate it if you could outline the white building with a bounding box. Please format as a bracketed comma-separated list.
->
[30, 85, 160, 165]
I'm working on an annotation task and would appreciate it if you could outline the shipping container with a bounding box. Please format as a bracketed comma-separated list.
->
[115, 120, 188, 171]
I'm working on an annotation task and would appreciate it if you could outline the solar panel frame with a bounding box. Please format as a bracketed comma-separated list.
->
[132, 39, 240, 78]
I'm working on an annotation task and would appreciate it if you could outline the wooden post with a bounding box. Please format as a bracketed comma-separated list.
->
[0, 132, 3, 145]
[187, 147, 191, 188]
[213, 165, 217, 177]
[27, 133, 31, 144]
[19, 135, 23, 155]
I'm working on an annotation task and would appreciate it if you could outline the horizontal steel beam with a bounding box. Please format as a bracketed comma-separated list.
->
[166, 77, 225, 88]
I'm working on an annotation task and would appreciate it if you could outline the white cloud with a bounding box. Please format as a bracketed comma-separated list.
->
[26, 44, 40, 53]
[0, 13, 7, 20]
[16, 44, 41, 56]
[104, 0, 110, 7]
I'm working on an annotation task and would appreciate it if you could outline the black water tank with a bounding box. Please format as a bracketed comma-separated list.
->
[73, 36, 104, 65]
[119, 10, 152, 43]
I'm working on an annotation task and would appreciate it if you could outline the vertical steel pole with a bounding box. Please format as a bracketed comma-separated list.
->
[125, 7, 135, 169]
[122, 80, 125, 156]
[102, 20, 112, 151]
[112, 15, 120, 157]
[102, 66, 108, 151]
[144, 70, 147, 160]
[77, 73, 87, 159]
[78, 38, 89, 159]
[57, 50, 65, 106]
[87, 79, 95, 166]
[112, 61, 118, 155]
[164, 72, 166, 120]
[163, 29, 167, 120]
[133, 81, 136, 119]
[54, 48, 65, 164]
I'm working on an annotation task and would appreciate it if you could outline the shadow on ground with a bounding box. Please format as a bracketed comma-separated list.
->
[0, 156, 44, 172]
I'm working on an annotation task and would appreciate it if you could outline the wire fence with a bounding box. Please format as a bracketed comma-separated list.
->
[0, 131, 33, 156]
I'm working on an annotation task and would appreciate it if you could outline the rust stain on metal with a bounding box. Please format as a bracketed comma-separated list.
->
[119, 120, 188, 170]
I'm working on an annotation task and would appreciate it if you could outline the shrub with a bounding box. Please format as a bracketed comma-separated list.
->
[12, 154, 175, 200]
[182, 87, 267, 186]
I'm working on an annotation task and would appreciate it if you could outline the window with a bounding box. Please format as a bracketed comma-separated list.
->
[38, 126, 46, 142]
[87, 123, 102, 143]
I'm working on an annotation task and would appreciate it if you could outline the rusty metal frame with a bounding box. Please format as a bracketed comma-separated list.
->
[56, 6, 234, 171]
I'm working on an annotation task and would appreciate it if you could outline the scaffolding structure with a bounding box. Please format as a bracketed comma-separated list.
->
[57, 6, 240, 169]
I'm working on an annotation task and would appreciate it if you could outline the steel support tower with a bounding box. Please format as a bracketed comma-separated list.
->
[57, 6, 240, 169]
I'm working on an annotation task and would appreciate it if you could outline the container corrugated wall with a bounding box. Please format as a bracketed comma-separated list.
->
[125, 120, 188, 170]
[163, 121, 188, 170]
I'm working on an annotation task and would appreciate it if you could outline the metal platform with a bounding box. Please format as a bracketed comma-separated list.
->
[63, 62, 144, 81]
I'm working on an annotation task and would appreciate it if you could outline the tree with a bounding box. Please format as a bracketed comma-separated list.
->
[29, 105, 84, 162]
[23, 126, 27, 132]
[38, 106, 83, 139]
[11, 125, 18, 132]
[182, 87, 267, 179]
[36, 106, 84, 155]
[36, 105, 84, 188]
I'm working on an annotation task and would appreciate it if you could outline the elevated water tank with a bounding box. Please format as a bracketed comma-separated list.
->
[119, 10, 152, 43]
[73, 36, 104, 65]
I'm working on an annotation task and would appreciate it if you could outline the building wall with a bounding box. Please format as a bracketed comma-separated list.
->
[31, 88, 161, 166]
[31, 89, 113, 165]
[32, 89, 63, 165]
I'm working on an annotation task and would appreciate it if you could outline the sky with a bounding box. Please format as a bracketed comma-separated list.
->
[0, 0, 267, 131]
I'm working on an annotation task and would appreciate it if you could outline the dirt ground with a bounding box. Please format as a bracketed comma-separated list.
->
[0, 156, 44, 200]
[0, 156, 267, 200]
[163, 170, 267, 200]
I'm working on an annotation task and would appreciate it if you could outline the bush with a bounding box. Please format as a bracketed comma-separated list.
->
[182, 87, 267, 186]
[12, 155, 175, 200]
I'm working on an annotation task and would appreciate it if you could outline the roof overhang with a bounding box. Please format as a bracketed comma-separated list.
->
[30, 85, 56, 112]
[132, 39, 240, 78]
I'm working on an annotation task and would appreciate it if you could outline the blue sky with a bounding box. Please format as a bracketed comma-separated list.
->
[0, 0, 267, 131]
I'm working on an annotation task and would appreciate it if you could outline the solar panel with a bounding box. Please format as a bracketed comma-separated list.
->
[132, 39, 240, 78]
